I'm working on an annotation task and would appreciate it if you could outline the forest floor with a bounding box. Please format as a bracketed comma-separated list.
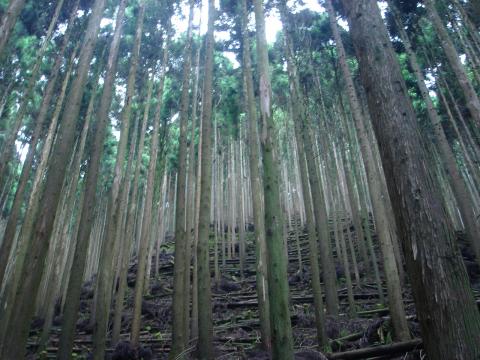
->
[26, 222, 480, 359]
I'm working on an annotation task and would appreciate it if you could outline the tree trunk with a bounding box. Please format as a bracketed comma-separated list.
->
[254, 1, 294, 358]
[0, 48, 76, 336]
[38, 72, 95, 351]
[196, 1, 215, 358]
[424, 0, 480, 127]
[0, 0, 79, 287]
[57, 1, 126, 356]
[185, 18, 202, 341]
[0, 0, 27, 56]
[325, 0, 410, 340]
[171, 1, 194, 355]
[278, 0, 327, 347]
[388, 0, 480, 266]
[0, 0, 65, 190]
[111, 85, 153, 347]
[0, 0, 106, 355]
[131, 40, 169, 346]
[340, 1, 480, 358]
[90, 2, 145, 358]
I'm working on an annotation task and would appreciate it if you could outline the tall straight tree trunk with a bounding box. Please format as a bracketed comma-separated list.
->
[0, 0, 107, 356]
[334, 143, 361, 289]
[171, 1, 194, 356]
[435, 62, 480, 164]
[112, 88, 153, 347]
[185, 20, 202, 341]
[451, 0, 480, 55]
[185, 30, 202, 345]
[0, 0, 65, 190]
[344, 108, 385, 303]
[340, 1, 480, 358]
[236, 140, 246, 279]
[298, 51, 341, 318]
[229, 144, 236, 259]
[131, 39, 169, 346]
[32, 139, 78, 319]
[253, 1, 294, 359]
[37, 73, 96, 350]
[277, 0, 327, 346]
[90, 3, 145, 358]
[334, 181, 356, 316]
[388, 0, 480, 266]
[0, 0, 79, 287]
[436, 73, 480, 188]
[109, 110, 143, 342]
[196, 1, 215, 358]
[0, 0, 27, 56]
[292, 89, 330, 345]
[0, 46, 78, 338]
[0, 81, 13, 120]
[57, 1, 127, 356]
[191, 99, 202, 340]
[338, 146, 369, 279]
[325, 0, 410, 340]
[155, 171, 169, 277]
[213, 134, 220, 284]
[334, 97, 370, 274]
[424, 0, 480, 127]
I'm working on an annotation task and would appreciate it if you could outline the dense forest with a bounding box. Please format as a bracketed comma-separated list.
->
[1, 0, 480, 358]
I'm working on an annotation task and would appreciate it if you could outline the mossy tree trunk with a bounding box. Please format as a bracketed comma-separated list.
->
[196, 0, 215, 358]
[253, 0, 294, 358]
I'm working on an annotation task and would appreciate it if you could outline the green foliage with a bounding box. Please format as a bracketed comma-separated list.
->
[214, 52, 241, 138]
[322, 342, 333, 354]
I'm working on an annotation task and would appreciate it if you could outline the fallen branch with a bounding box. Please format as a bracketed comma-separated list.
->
[327, 339, 423, 359]
[329, 332, 363, 345]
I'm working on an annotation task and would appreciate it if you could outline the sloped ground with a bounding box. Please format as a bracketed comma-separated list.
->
[27, 221, 480, 359]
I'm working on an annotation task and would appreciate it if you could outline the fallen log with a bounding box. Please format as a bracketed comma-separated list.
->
[329, 332, 363, 345]
[327, 339, 423, 359]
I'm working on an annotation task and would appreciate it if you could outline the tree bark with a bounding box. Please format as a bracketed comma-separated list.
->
[111, 85, 152, 346]
[185, 15, 201, 342]
[0, 0, 27, 56]
[171, 1, 195, 356]
[0, 0, 65, 191]
[0, 47, 78, 340]
[90, 2, 145, 358]
[340, 1, 480, 358]
[57, 1, 127, 356]
[254, 0, 294, 358]
[424, 0, 480, 127]
[388, 0, 480, 266]
[131, 40, 169, 346]
[0, 0, 106, 356]
[196, 2, 215, 359]
[0, 0, 80, 284]
[38, 72, 96, 351]
[325, 0, 410, 340]
[278, 0, 328, 347]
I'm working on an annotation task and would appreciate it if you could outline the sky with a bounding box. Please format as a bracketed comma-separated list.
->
[171, 0, 325, 67]
[172, 0, 324, 43]
[14, 0, 396, 158]
[98, 0, 358, 67]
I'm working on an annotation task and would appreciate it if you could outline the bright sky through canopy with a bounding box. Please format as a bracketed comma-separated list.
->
[171, 0, 324, 67]
[172, 0, 324, 44]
